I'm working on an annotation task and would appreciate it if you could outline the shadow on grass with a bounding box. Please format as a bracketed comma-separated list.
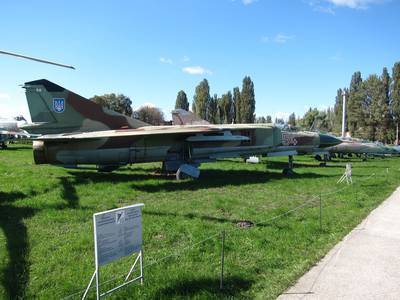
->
[155, 276, 253, 298]
[0, 191, 36, 299]
[0, 187, 85, 298]
[144, 210, 270, 228]
[266, 160, 343, 170]
[131, 169, 335, 193]
[59, 177, 80, 208]
[0, 146, 31, 151]
[0, 191, 26, 204]
[67, 171, 157, 183]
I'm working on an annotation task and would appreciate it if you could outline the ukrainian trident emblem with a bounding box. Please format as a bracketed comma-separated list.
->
[53, 98, 65, 113]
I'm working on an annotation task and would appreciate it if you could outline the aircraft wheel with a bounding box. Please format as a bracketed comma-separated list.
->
[0, 143, 7, 149]
[176, 168, 188, 180]
[319, 162, 327, 167]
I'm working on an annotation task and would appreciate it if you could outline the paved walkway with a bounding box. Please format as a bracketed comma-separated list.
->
[278, 187, 400, 300]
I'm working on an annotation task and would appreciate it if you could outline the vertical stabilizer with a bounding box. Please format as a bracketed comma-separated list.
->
[23, 79, 148, 134]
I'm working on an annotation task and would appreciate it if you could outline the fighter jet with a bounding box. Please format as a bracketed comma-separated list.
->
[24, 80, 341, 178]
[24, 80, 285, 179]
[326, 138, 397, 159]
[172, 110, 341, 175]
[0, 115, 30, 148]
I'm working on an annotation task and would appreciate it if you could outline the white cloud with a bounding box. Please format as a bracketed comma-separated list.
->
[308, 0, 385, 12]
[182, 56, 190, 62]
[242, 0, 258, 5]
[159, 57, 173, 64]
[327, 0, 382, 9]
[260, 34, 295, 44]
[274, 34, 295, 43]
[182, 66, 212, 75]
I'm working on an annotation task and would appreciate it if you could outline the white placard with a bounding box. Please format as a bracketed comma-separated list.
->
[94, 204, 144, 266]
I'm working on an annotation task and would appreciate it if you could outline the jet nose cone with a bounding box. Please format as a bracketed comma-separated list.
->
[319, 134, 342, 148]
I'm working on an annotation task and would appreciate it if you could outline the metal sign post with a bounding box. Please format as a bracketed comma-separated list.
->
[82, 203, 144, 299]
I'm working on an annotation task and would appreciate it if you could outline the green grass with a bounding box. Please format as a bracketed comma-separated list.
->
[1, 144, 400, 299]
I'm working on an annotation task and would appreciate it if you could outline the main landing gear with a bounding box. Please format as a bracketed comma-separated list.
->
[162, 160, 201, 180]
[282, 155, 295, 176]
[319, 154, 329, 167]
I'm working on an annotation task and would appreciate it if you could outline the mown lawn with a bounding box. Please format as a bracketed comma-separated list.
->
[1, 144, 399, 299]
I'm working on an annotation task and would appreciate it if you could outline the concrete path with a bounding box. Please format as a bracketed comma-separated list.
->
[278, 187, 400, 300]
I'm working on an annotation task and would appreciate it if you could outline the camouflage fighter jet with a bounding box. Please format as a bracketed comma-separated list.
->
[25, 80, 291, 179]
[172, 110, 341, 175]
[326, 138, 397, 159]
[25, 80, 341, 178]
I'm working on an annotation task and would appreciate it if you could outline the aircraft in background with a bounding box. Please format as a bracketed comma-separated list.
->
[326, 138, 398, 159]
[23, 79, 341, 179]
[172, 109, 340, 174]
[0, 115, 30, 148]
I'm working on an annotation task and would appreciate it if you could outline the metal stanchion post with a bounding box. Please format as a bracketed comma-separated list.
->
[319, 194, 322, 231]
[220, 230, 225, 290]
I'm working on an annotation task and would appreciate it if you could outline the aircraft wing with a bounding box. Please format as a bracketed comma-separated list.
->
[0, 130, 30, 137]
[35, 125, 227, 141]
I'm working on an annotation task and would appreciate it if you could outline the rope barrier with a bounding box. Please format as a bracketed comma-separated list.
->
[60, 166, 390, 299]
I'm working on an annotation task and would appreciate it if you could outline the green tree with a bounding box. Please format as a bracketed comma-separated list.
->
[347, 71, 364, 137]
[362, 75, 386, 141]
[266, 115, 272, 123]
[233, 87, 241, 123]
[91, 93, 133, 116]
[208, 94, 218, 124]
[240, 76, 255, 123]
[391, 62, 400, 144]
[256, 116, 266, 123]
[192, 79, 211, 120]
[302, 108, 319, 130]
[333, 88, 344, 135]
[175, 90, 189, 111]
[381, 67, 392, 142]
[288, 113, 296, 127]
[218, 92, 234, 124]
[133, 106, 165, 125]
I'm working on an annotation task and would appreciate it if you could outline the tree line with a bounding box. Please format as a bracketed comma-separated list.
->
[90, 60, 400, 143]
[90, 94, 166, 125]
[284, 61, 400, 144]
[175, 76, 256, 124]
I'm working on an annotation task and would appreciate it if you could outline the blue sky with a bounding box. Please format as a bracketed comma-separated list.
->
[1, 0, 399, 122]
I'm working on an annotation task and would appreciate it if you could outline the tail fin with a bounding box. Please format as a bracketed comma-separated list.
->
[172, 109, 210, 125]
[23, 79, 149, 134]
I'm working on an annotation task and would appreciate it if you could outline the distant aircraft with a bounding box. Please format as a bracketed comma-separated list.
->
[22, 79, 338, 179]
[326, 138, 398, 159]
[172, 109, 340, 175]
[0, 116, 30, 148]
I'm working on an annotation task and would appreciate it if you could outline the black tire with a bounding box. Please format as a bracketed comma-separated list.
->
[176, 168, 188, 180]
